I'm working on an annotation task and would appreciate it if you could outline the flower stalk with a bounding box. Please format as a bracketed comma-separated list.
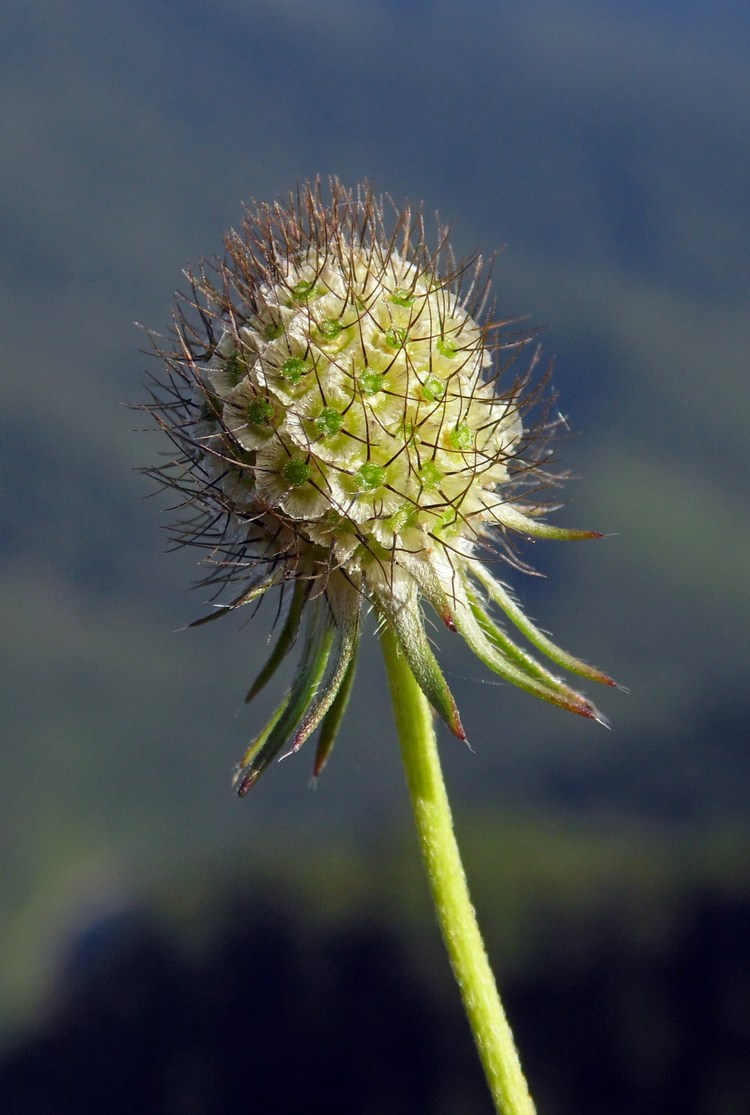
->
[382, 624, 535, 1115]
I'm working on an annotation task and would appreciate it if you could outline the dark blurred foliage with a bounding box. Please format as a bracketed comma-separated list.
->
[0, 897, 485, 1115]
[2, 884, 749, 1115]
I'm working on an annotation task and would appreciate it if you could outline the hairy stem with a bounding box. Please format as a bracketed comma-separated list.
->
[381, 624, 536, 1115]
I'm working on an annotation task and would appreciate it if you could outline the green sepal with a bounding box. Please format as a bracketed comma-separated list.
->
[469, 561, 616, 686]
[466, 585, 565, 687]
[498, 504, 604, 541]
[312, 640, 360, 778]
[233, 600, 335, 795]
[398, 553, 457, 630]
[464, 582, 605, 718]
[450, 572, 607, 724]
[231, 697, 292, 796]
[375, 590, 465, 740]
[287, 598, 361, 755]
[245, 578, 310, 703]
[189, 571, 285, 628]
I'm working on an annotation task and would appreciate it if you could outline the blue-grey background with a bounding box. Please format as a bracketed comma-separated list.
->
[2, 0, 748, 1069]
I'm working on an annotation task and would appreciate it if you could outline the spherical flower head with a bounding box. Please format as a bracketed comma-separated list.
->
[143, 179, 615, 793]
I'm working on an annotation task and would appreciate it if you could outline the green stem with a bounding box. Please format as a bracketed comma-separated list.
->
[381, 624, 536, 1115]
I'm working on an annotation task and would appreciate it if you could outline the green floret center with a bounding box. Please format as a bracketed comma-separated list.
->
[356, 462, 386, 492]
[384, 326, 407, 349]
[283, 457, 312, 487]
[390, 287, 415, 307]
[224, 354, 245, 386]
[439, 505, 460, 531]
[419, 460, 443, 489]
[421, 374, 445, 402]
[317, 318, 343, 340]
[246, 399, 275, 427]
[437, 337, 458, 359]
[315, 407, 344, 437]
[291, 279, 319, 302]
[388, 503, 419, 533]
[449, 422, 474, 450]
[280, 356, 311, 384]
[359, 371, 384, 396]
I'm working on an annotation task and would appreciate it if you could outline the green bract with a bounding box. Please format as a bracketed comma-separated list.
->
[144, 179, 614, 794]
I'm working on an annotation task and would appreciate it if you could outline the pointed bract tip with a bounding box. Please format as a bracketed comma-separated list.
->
[188, 606, 230, 628]
[289, 731, 307, 755]
[312, 742, 335, 780]
[566, 529, 604, 541]
[576, 700, 611, 729]
[561, 692, 607, 724]
[546, 527, 605, 541]
[451, 708, 467, 741]
[232, 765, 259, 797]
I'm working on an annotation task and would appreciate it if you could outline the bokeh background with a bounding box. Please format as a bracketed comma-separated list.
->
[2, 0, 749, 1111]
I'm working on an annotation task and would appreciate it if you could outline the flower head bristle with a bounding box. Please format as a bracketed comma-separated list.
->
[141, 178, 614, 790]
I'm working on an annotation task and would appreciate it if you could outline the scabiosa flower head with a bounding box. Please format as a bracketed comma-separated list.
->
[144, 179, 614, 794]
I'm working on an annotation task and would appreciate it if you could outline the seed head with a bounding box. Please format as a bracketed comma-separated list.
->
[142, 179, 615, 793]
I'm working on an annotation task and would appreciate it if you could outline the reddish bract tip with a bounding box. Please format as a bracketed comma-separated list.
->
[559, 694, 603, 723]
[574, 699, 611, 729]
[588, 668, 618, 687]
[450, 708, 467, 741]
[234, 769, 258, 797]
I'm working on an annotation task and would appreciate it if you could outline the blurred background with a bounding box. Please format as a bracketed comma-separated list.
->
[2, 0, 749, 1111]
